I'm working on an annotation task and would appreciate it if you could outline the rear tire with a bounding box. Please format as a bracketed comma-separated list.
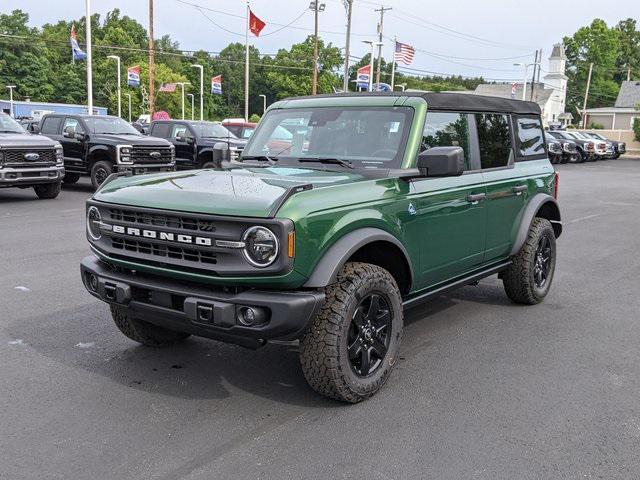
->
[110, 305, 191, 347]
[503, 218, 556, 305]
[33, 181, 61, 199]
[300, 262, 403, 403]
[90, 160, 113, 190]
[63, 173, 81, 184]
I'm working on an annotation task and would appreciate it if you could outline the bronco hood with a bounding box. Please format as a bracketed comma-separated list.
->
[93, 166, 367, 218]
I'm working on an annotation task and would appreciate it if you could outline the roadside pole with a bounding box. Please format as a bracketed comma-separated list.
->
[342, 0, 353, 92]
[374, 6, 391, 88]
[125, 93, 132, 123]
[582, 62, 593, 129]
[148, 0, 155, 118]
[85, 0, 93, 115]
[107, 55, 121, 117]
[244, 1, 250, 122]
[390, 36, 396, 91]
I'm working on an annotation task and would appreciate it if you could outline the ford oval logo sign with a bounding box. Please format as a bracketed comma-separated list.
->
[149, 151, 161, 158]
[24, 153, 40, 161]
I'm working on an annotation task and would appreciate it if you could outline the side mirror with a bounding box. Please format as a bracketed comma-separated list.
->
[417, 146, 465, 177]
[31, 125, 40, 134]
[63, 126, 76, 138]
[175, 130, 186, 142]
[74, 132, 86, 141]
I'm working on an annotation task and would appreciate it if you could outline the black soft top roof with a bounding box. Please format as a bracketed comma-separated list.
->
[285, 91, 541, 115]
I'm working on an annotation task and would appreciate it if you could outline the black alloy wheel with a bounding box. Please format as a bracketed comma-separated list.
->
[533, 234, 553, 289]
[347, 293, 392, 377]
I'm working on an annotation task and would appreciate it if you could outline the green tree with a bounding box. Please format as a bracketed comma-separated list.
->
[615, 18, 640, 83]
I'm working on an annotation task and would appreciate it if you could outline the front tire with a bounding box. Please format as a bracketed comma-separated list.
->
[33, 181, 61, 199]
[300, 262, 403, 403]
[503, 218, 556, 305]
[90, 161, 113, 190]
[110, 305, 191, 347]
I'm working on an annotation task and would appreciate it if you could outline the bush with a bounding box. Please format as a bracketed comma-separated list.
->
[249, 113, 261, 123]
[588, 122, 605, 130]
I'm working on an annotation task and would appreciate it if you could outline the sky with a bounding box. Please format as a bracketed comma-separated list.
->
[3, 0, 638, 82]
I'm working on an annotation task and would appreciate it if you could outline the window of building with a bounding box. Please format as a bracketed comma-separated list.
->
[475, 113, 512, 169]
[421, 111, 472, 169]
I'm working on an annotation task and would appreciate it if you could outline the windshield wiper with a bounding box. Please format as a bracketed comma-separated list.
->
[298, 157, 354, 169]
[240, 154, 277, 166]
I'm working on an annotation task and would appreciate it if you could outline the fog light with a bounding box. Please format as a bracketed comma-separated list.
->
[236, 306, 267, 326]
[89, 274, 99, 291]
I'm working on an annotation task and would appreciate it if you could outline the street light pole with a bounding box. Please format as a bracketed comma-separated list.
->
[187, 93, 195, 120]
[342, 0, 353, 92]
[514, 61, 540, 101]
[6, 85, 16, 117]
[362, 40, 383, 91]
[310, 1, 325, 95]
[124, 93, 132, 123]
[176, 82, 190, 120]
[107, 55, 121, 117]
[259, 94, 266, 114]
[85, 0, 93, 115]
[191, 64, 203, 121]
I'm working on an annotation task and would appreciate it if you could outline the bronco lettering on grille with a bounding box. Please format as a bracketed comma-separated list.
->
[111, 224, 212, 246]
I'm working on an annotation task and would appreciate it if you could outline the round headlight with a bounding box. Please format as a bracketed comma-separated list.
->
[242, 226, 279, 267]
[87, 206, 102, 241]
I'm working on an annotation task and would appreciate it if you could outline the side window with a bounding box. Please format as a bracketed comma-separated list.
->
[475, 113, 512, 169]
[171, 124, 189, 139]
[421, 111, 471, 169]
[62, 118, 84, 134]
[514, 116, 545, 158]
[151, 123, 170, 138]
[40, 117, 62, 134]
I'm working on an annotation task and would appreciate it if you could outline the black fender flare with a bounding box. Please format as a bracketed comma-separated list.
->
[87, 145, 112, 165]
[303, 227, 414, 288]
[509, 193, 562, 256]
[197, 146, 225, 167]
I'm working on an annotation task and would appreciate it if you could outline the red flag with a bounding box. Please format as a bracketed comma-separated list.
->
[249, 10, 265, 37]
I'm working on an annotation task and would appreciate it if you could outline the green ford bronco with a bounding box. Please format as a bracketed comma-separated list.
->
[81, 92, 561, 403]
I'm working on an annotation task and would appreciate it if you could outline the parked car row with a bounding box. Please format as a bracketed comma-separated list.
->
[546, 129, 626, 164]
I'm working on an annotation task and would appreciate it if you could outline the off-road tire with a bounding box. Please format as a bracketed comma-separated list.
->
[33, 181, 61, 199]
[200, 161, 215, 169]
[63, 173, 81, 184]
[503, 218, 556, 305]
[110, 305, 191, 347]
[299, 262, 403, 403]
[90, 161, 113, 190]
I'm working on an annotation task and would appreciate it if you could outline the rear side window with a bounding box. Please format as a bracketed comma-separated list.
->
[475, 113, 512, 169]
[40, 116, 62, 134]
[151, 123, 170, 138]
[422, 111, 471, 170]
[514, 116, 545, 158]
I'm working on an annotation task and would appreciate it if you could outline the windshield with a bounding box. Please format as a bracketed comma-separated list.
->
[242, 107, 414, 168]
[0, 113, 26, 133]
[191, 122, 237, 139]
[85, 116, 141, 135]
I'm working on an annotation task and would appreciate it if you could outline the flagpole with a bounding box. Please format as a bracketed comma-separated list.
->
[85, 0, 93, 115]
[390, 36, 396, 91]
[244, 1, 250, 122]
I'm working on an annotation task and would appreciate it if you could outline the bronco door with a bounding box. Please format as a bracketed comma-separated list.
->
[408, 111, 487, 290]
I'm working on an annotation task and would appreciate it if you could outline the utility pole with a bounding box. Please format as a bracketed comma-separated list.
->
[529, 49, 539, 102]
[148, 0, 155, 118]
[85, 0, 93, 115]
[374, 5, 391, 89]
[107, 55, 121, 117]
[310, 2, 325, 95]
[342, 0, 353, 92]
[244, 1, 250, 121]
[125, 93, 132, 123]
[582, 62, 594, 129]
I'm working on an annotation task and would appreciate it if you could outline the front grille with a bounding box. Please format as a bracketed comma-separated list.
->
[130, 146, 173, 164]
[112, 237, 217, 264]
[1, 148, 56, 166]
[108, 208, 217, 232]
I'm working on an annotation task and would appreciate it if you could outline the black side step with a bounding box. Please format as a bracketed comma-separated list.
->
[402, 260, 512, 309]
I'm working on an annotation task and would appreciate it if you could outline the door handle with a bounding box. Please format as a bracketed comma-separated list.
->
[466, 192, 486, 204]
[512, 185, 528, 195]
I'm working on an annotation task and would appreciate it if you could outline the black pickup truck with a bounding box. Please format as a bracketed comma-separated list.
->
[148, 120, 246, 170]
[0, 113, 65, 199]
[40, 114, 175, 189]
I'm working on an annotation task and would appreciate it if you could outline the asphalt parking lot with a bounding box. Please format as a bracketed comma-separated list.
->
[2, 158, 640, 479]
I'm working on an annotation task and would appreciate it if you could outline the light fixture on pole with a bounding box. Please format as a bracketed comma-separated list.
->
[107, 55, 121, 117]
[309, 1, 326, 95]
[396, 83, 406, 92]
[513, 62, 540, 101]
[187, 93, 195, 121]
[6, 85, 16, 118]
[362, 40, 383, 92]
[258, 94, 267, 114]
[124, 93, 132, 123]
[176, 82, 190, 120]
[190, 64, 204, 121]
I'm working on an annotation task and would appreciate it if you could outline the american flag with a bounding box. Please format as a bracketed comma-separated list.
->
[394, 41, 415, 65]
[158, 83, 177, 93]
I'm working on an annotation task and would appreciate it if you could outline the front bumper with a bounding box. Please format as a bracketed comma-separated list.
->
[80, 256, 324, 348]
[0, 165, 64, 187]
[115, 163, 176, 175]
